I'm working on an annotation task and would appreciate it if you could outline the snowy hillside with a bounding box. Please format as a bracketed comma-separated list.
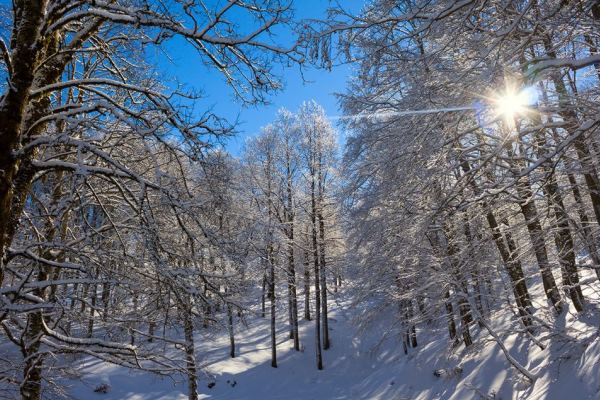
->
[67, 280, 600, 400]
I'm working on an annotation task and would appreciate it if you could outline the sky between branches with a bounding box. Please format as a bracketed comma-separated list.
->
[157, 0, 359, 156]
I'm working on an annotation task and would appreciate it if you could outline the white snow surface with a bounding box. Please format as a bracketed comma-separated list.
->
[66, 282, 600, 400]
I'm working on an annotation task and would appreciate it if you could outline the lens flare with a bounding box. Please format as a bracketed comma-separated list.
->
[493, 86, 537, 121]
[496, 92, 527, 118]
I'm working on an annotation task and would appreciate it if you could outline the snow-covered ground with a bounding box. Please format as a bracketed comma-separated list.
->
[66, 279, 600, 400]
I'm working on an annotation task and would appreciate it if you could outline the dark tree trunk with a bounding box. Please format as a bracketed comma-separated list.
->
[407, 301, 417, 348]
[227, 303, 235, 358]
[304, 244, 311, 321]
[286, 163, 300, 350]
[444, 290, 457, 342]
[566, 168, 600, 280]
[21, 261, 52, 400]
[87, 283, 98, 338]
[20, 312, 44, 400]
[317, 146, 330, 350]
[0, 2, 48, 287]
[318, 210, 330, 350]
[261, 272, 267, 318]
[182, 305, 198, 400]
[269, 243, 277, 368]
[460, 159, 533, 327]
[463, 213, 487, 320]
[515, 176, 563, 313]
[537, 156, 585, 311]
[102, 282, 111, 322]
[444, 223, 473, 347]
[311, 171, 323, 369]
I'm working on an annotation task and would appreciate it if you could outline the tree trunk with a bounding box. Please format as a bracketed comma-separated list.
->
[102, 281, 111, 322]
[444, 222, 473, 347]
[87, 283, 98, 338]
[227, 303, 235, 358]
[536, 152, 585, 311]
[286, 163, 300, 350]
[268, 243, 277, 368]
[20, 312, 44, 400]
[182, 305, 198, 400]
[515, 175, 563, 313]
[444, 289, 457, 342]
[0, 2, 48, 285]
[311, 171, 323, 369]
[318, 210, 330, 350]
[407, 300, 417, 348]
[317, 142, 330, 350]
[565, 167, 600, 279]
[288, 240, 300, 350]
[21, 260, 53, 400]
[261, 272, 267, 318]
[460, 158, 533, 327]
[304, 241, 311, 321]
[463, 213, 487, 319]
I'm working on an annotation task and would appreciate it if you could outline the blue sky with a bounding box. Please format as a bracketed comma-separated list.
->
[159, 0, 359, 155]
[0, 0, 358, 154]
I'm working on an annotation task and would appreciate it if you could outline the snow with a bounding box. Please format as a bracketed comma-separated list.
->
[65, 279, 600, 400]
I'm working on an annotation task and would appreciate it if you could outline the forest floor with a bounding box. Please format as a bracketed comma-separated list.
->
[67, 279, 600, 400]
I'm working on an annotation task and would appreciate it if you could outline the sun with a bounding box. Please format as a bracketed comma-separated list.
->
[494, 89, 530, 120]
[492, 85, 538, 124]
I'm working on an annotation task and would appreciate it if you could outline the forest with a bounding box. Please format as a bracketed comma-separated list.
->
[0, 1, 599, 399]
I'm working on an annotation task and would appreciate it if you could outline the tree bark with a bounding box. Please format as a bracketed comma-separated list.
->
[182, 305, 198, 400]
[565, 167, 600, 280]
[460, 159, 533, 327]
[227, 303, 235, 358]
[444, 222, 473, 347]
[269, 242, 277, 368]
[311, 153, 323, 369]
[318, 208, 330, 350]
[303, 237, 311, 321]
[527, 96, 586, 309]
[317, 139, 330, 350]
[463, 214, 486, 320]
[444, 289, 457, 342]
[515, 175, 563, 313]
[536, 151, 585, 310]
[0, 2, 48, 286]
[286, 158, 300, 350]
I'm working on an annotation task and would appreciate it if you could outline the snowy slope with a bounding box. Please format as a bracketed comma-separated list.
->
[67, 280, 600, 400]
